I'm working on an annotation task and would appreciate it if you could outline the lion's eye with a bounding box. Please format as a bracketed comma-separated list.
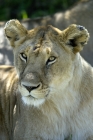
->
[46, 56, 56, 66]
[19, 53, 27, 63]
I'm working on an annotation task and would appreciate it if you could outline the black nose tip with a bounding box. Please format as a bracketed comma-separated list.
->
[23, 84, 40, 92]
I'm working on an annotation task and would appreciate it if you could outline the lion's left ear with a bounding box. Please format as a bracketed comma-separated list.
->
[4, 19, 28, 47]
[62, 24, 90, 53]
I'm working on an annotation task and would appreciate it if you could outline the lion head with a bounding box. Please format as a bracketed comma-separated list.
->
[4, 20, 89, 107]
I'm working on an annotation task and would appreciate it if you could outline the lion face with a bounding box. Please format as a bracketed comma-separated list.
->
[4, 20, 89, 106]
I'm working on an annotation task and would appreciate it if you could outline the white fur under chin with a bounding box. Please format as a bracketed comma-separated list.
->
[22, 96, 45, 107]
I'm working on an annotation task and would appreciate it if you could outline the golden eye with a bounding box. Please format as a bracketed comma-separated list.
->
[46, 56, 56, 66]
[49, 56, 56, 61]
[19, 53, 27, 63]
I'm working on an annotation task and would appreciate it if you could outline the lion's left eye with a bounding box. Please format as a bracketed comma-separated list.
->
[46, 56, 56, 66]
[19, 53, 27, 63]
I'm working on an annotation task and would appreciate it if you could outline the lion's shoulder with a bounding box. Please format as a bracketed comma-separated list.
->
[0, 65, 18, 139]
[0, 65, 18, 98]
[0, 65, 17, 78]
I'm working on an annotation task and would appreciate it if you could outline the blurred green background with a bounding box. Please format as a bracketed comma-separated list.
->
[0, 0, 78, 21]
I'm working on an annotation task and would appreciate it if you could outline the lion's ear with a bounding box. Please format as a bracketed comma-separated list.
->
[4, 19, 28, 47]
[62, 24, 90, 53]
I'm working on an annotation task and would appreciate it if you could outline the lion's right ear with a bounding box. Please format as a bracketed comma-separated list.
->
[4, 19, 28, 47]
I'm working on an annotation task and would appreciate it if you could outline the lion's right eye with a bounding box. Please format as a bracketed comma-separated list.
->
[19, 53, 27, 63]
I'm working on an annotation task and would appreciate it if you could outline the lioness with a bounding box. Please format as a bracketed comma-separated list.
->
[0, 19, 93, 140]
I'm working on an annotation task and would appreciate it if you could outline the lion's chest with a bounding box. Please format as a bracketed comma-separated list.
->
[13, 102, 69, 140]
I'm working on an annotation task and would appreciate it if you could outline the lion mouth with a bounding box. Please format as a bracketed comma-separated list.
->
[19, 86, 50, 106]
[19, 84, 49, 100]
[27, 92, 49, 99]
[27, 94, 37, 99]
[25, 90, 49, 101]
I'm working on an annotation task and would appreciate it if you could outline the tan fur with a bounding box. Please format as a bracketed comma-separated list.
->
[0, 19, 93, 140]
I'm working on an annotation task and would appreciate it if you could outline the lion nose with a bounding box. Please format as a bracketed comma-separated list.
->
[22, 84, 41, 93]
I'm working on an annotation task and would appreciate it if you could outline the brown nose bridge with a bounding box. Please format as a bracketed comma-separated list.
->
[25, 72, 40, 83]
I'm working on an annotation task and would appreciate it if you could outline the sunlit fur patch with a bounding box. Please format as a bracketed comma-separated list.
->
[22, 96, 45, 107]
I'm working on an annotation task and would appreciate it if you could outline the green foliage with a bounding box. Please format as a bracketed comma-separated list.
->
[0, 0, 78, 21]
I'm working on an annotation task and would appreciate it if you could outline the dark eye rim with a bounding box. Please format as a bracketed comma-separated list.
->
[20, 52, 27, 62]
[46, 56, 56, 66]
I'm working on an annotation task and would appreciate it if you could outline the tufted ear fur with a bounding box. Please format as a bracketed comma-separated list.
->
[4, 19, 28, 47]
[61, 24, 90, 53]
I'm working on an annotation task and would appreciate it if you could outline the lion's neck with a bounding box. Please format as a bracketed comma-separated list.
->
[39, 54, 84, 120]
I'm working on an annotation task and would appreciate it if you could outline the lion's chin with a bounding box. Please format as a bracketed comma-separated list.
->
[22, 96, 45, 107]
